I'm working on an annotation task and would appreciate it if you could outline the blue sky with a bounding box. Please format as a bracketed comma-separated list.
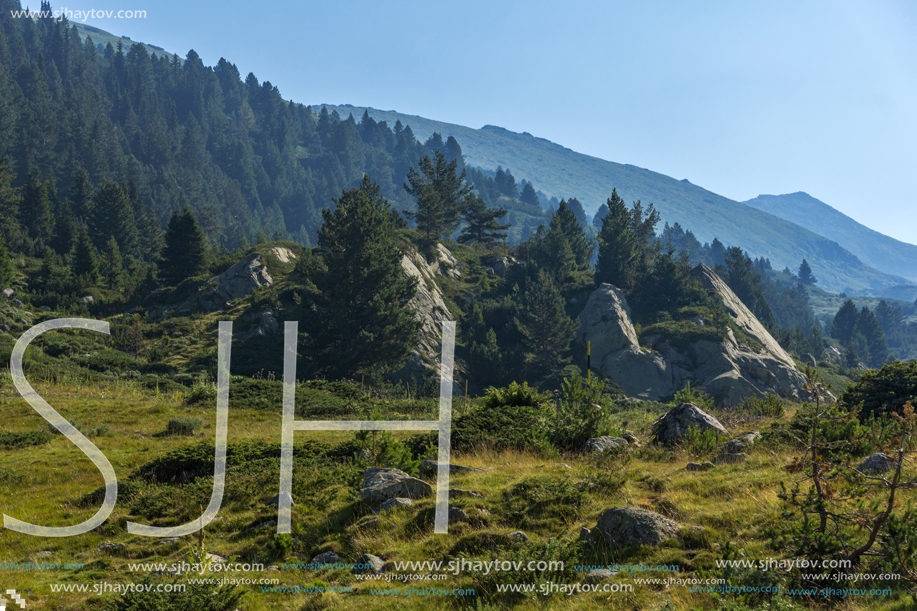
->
[60, 0, 917, 243]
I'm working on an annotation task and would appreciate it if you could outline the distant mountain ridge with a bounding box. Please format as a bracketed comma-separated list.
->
[317, 104, 913, 295]
[743, 192, 917, 284]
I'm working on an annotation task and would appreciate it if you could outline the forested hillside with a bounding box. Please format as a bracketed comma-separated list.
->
[0, 2, 476, 253]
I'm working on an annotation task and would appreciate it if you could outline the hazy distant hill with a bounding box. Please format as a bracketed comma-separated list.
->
[744, 192, 917, 284]
[318, 105, 911, 295]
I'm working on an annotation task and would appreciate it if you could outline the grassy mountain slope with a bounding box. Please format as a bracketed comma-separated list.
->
[317, 105, 909, 295]
[745, 192, 917, 283]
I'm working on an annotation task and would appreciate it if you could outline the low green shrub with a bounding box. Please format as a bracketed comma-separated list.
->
[451, 382, 551, 452]
[500, 476, 586, 527]
[167, 417, 203, 436]
[0, 430, 53, 450]
[547, 371, 623, 451]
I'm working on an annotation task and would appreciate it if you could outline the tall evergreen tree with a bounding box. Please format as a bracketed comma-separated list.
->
[309, 176, 421, 378]
[20, 167, 53, 247]
[70, 227, 99, 283]
[798, 258, 817, 285]
[549, 200, 593, 268]
[520, 182, 539, 207]
[102, 236, 125, 289]
[66, 168, 94, 221]
[592, 203, 609, 228]
[566, 197, 588, 227]
[88, 180, 139, 257]
[0, 159, 22, 250]
[0, 232, 14, 287]
[595, 189, 637, 289]
[831, 299, 860, 346]
[458, 193, 509, 246]
[158, 207, 208, 286]
[858, 306, 889, 368]
[403, 151, 472, 244]
[808, 324, 825, 361]
[514, 270, 577, 382]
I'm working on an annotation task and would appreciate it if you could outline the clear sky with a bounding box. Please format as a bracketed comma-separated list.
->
[63, 0, 917, 243]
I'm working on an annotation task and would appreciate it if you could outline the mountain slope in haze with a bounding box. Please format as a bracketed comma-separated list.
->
[318, 105, 911, 295]
[744, 192, 917, 284]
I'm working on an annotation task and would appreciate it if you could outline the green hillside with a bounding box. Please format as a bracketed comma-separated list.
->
[745, 192, 917, 283]
[317, 105, 911, 295]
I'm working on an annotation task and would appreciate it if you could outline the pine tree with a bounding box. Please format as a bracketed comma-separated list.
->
[458, 193, 509, 246]
[858, 306, 889, 368]
[70, 227, 99, 283]
[709, 238, 727, 268]
[158, 207, 208, 286]
[102, 236, 125, 289]
[549, 200, 593, 268]
[0, 232, 14, 286]
[66, 168, 94, 221]
[592, 203, 609, 228]
[403, 151, 472, 245]
[798, 258, 817, 285]
[309, 176, 421, 378]
[0, 159, 23, 250]
[20, 167, 53, 247]
[514, 270, 577, 382]
[831, 300, 859, 346]
[520, 182, 539, 207]
[566, 197, 588, 227]
[88, 180, 138, 257]
[595, 189, 637, 289]
[808, 324, 825, 361]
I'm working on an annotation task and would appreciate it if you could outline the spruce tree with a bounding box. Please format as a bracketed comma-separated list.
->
[102, 236, 125, 289]
[158, 207, 208, 286]
[88, 180, 138, 257]
[858, 306, 889, 368]
[550, 200, 593, 268]
[831, 300, 859, 345]
[70, 227, 99, 283]
[0, 232, 14, 286]
[798, 259, 817, 285]
[0, 159, 22, 252]
[520, 182, 539, 207]
[595, 189, 637, 290]
[514, 270, 577, 382]
[808, 324, 825, 361]
[20, 168, 53, 246]
[592, 203, 609, 228]
[309, 176, 421, 379]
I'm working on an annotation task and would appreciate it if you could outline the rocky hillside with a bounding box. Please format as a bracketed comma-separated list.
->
[579, 264, 807, 404]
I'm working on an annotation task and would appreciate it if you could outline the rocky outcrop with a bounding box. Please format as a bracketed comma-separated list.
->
[183, 247, 297, 312]
[589, 507, 680, 548]
[585, 436, 629, 453]
[856, 453, 897, 475]
[392, 245, 464, 386]
[578, 284, 674, 400]
[652, 403, 729, 443]
[360, 468, 433, 503]
[580, 266, 808, 405]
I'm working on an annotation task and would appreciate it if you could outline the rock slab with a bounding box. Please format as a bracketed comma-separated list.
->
[360, 468, 433, 503]
[592, 507, 680, 548]
[652, 403, 728, 443]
